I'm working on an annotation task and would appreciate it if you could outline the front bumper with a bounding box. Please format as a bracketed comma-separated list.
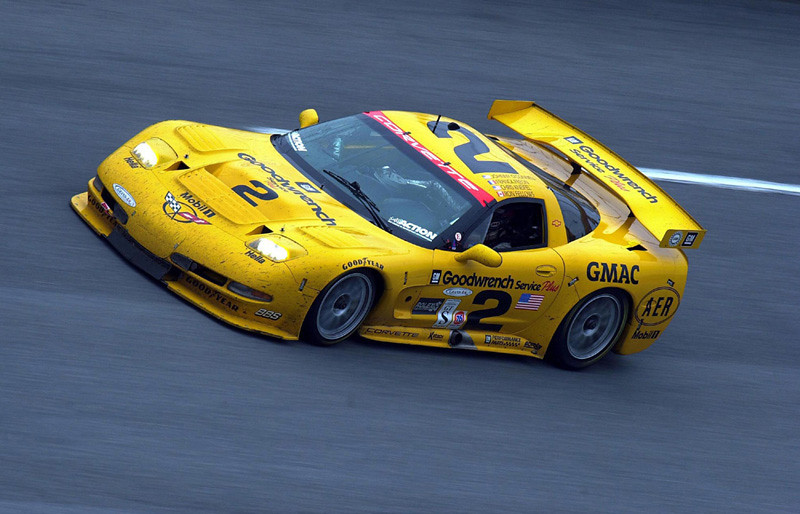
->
[71, 180, 306, 340]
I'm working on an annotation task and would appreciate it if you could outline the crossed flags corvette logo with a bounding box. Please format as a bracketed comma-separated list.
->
[163, 192, 211, 225]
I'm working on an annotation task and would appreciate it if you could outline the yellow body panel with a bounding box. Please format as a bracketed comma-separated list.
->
[71, 102, 704, 365]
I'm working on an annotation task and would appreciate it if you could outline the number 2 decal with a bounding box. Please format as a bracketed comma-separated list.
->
[232, 180, 278, 206]
[429, 122, 517, 175]
[464, 290, 512, 331]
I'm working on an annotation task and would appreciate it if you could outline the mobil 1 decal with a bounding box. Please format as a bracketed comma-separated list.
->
[635, 287, 680, 327]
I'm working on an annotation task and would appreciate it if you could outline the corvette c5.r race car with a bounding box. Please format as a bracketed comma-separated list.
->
[71, 100, 705, 369]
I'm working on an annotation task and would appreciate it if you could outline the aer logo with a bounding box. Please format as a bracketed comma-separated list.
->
[635, 287, 681, 326]
[586, 262, 639, 284]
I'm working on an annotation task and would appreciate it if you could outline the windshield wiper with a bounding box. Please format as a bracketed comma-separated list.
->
[322, 169, 392, 233]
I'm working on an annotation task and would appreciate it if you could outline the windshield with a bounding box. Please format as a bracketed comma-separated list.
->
[274, 114, 478, 247]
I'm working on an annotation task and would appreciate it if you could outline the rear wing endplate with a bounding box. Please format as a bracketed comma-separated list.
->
[488, 100, 705, 249]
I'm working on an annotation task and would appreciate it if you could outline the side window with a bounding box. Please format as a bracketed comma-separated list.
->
[483, 202, 544, 251]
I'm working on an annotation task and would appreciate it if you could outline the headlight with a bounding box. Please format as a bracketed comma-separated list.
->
[247, 235, 307, 262]
[249, 238, 289, 261]
[131, 138, 178, 168]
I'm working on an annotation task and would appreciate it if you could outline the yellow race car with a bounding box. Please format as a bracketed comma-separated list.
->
[71, 100, 705, 369]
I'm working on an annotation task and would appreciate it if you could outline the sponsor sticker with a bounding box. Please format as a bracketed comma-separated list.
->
[682, 232, 698, 247]
[441, 270, 515, 289]
[163, 192, 211, 225]
[564, 136, 583, 145]
[586, 262, 639, 284]
[430, 269, 442, 285]
[669, 232, 683, 247]
[254, 308, 282, 320]
[388, 216, 438, 241]
[443, 287, 472, 297]
[433, 299, 460, 328]
[412, 298, 444, 315]
[450, 311, 467, 328]
[363, 327, 419, 338]
[289, 132, 307, 152]
[124, 157, 140, 168]
[113, 183, 136, 207]
[634, 287, 680, 327]
[296, 182, 320, 194]
[342, 257, 384, 271]
[238, 153, 336, 226]
[484, 334, 522, 348]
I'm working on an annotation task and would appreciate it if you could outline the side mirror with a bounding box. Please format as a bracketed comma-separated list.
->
[454, 244, 502, 268]
[299, 108, 319, 128]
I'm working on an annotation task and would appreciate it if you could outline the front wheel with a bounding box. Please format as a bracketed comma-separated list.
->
[547, 290, 628, 369]
[302, 271, 376, 345]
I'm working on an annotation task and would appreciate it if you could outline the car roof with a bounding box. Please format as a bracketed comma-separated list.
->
[374, 110, 553, 205]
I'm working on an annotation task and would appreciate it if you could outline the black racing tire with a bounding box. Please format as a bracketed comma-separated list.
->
[546, 289, 629, 370]
[302, 270, 376, 346]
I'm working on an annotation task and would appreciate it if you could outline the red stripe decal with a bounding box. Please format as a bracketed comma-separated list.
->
[365, 111, 494, 206]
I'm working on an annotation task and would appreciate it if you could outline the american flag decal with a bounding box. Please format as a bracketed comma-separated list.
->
[515, 293, 544, 311]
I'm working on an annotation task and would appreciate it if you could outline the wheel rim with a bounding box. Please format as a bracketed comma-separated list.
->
[566, 293, 624, 360]
[316, 273, 374, 341]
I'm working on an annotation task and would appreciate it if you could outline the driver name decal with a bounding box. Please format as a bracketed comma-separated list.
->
[365, 111, 494, 206]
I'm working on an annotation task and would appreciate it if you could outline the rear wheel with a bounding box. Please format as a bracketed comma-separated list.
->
[302, 271, 376, 345]
[547, 290, 628, 369]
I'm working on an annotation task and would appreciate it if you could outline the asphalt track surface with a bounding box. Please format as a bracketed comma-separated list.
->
[1, 1, 799, 512]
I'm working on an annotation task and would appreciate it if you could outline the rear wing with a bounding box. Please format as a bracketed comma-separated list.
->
[488, 100, 705, 249]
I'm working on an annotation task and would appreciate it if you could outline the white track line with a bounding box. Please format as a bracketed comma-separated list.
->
[639, 167, 800, 197]
[246, 126, 800, 197]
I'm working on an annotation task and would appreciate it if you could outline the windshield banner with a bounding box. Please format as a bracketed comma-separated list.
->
[365, 111, 494, 206]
